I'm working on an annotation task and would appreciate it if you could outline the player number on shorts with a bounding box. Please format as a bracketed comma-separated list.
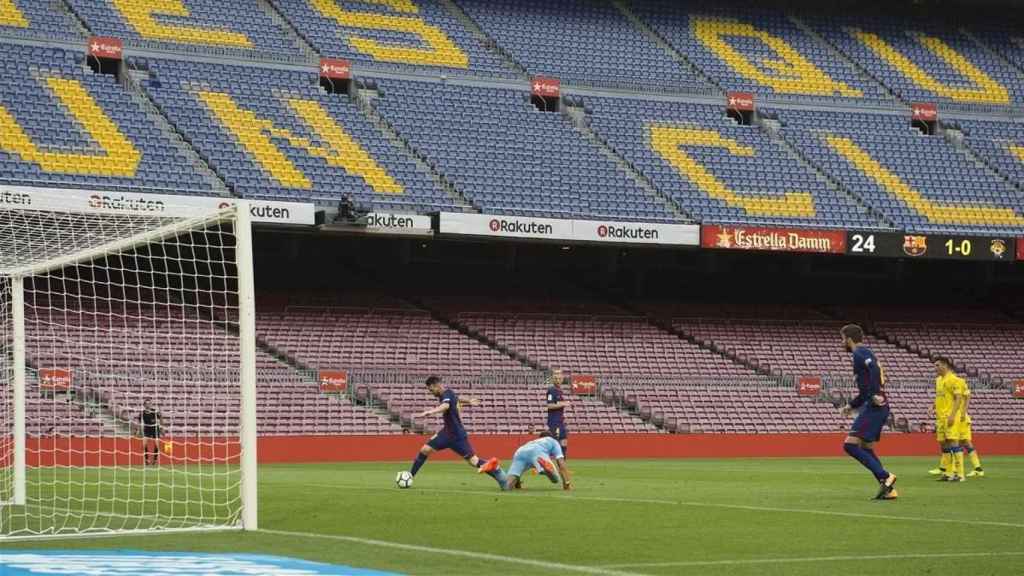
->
[850, 233, 876, 254]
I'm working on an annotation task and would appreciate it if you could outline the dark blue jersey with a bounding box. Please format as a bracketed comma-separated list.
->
[546, 386, 565, 426]
[440, 389, 467, 439]
[850, 346, 887, 411]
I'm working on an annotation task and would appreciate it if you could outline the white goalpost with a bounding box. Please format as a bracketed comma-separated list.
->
[0, 189, 257, 539]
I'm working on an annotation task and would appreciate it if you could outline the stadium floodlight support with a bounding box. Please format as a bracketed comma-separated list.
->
[0, 195, 257, 538]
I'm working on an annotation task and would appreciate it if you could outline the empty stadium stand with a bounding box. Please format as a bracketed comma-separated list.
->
[63, 0, 307, 61]
[843, 305, 1024, 384]
[804, 13, 1024, 108]
[22, 301, 402, 436]
[0, 0, 83, 41]
[776, 109, 1024, 235]
[630, 1, 891, 102]
[586, 96, 885, 228]
[370, 79, 683, 221]
[269, 0, 516, 77]
[655, 304, 935, 384]
[607, 381, 846, 434]
[957, 117, 1024, 193]
[138, 58, 459, 212]
[0, 43, 218, 195]
[23, 371, 117, 436]
[453, 0, 706, 92]
[255, 290, 528, 376]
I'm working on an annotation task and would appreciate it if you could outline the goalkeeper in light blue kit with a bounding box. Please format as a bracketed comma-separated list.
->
[501, 431, 573, 491]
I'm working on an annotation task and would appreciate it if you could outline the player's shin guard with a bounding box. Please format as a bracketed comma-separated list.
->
[410, 453, 428, 476]
[844, 443, 888, 481]
[952, 446, 965, 477]
[940, 449, 951, 473]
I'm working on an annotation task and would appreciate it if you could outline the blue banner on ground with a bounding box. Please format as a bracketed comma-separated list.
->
[0, 550, 402, 575]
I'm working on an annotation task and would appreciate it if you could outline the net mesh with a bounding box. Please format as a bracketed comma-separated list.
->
[1, 202, 247, 537]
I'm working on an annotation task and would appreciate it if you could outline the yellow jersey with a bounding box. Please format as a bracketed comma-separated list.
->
[935, 372, 966, 418]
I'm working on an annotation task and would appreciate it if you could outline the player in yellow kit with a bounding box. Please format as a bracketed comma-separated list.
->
[959, 379, 985, 477]
[931, 357, 966, 482]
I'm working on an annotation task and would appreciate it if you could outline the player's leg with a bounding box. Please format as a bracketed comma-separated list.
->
[410, 434, 444, 477]
[962, 425, 983, 477]
[536, 457, 559, 484]
[844, 409, 895, 498]
[458, 438, 507, 487]
[945, 426, 964, 481]
[504, 451, 530, 490]
[862, 439, 898, 499]
[843, 436, 884, 478]
[929, 440, 949, 476]
[144, 436, 155, 465]
[559, 426, 568, 459]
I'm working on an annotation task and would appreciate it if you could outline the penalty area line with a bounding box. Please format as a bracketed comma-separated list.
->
[288, 482, 1024, 529]
[259, 529, 648, 576]
[600, 550, 1024, 569]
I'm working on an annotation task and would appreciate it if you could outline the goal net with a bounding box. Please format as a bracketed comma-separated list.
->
[0, 190, 257, 539]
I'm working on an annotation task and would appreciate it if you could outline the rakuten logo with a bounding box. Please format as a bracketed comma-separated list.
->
[367, 214, 415, 228]
[488, 218, 554, 235]
[0, 190, 31, 206]
[218, 202, 291, 221]
[89, 194, 165, 213]
[597, 224, 659, 240]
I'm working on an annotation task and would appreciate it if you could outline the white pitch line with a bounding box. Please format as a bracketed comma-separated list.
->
[601, 550, 1024, 569]
[258, 529, 647, 576]
[281, 482, 1024, 529]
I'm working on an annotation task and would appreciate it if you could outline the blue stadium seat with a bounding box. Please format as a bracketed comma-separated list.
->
[453, 0, 707, 91]
[586, 96, 882, 228]
[269, 0, 515, 77]
[63, 0, 306, 60]
[0, 42, 214, 195]
[140, 59, 459, 212]
[775, 110, 1024, 235]
[0, 0, 83, 41]
[369, 79, 685, 222]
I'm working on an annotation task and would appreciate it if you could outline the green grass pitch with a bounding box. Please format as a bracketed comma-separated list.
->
[2, 457, 1023, 575]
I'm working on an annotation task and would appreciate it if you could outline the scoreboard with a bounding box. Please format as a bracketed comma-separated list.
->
[846, 231, 1015, 261]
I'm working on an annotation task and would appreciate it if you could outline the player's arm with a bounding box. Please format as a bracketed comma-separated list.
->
[556, 458, 572, 490]
[947, 391, 963, 427]
[459, 397, 481, 409]
[414, 402, 450, 419]
[843, 356, 873, 416]
[546, 391, 570, 411]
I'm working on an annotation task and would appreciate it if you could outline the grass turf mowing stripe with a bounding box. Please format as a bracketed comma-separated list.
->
[600, 551, 1024, 569]
[258, 529, 648, 576]
[288, 482, 1024, 529]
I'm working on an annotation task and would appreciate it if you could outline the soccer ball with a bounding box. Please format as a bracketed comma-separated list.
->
[395, 471, 413, 489]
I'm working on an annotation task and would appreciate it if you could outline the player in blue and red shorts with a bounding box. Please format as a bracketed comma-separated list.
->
[840, 324, 898, 500]
[546, 369, 571, 458]
[407, 375, 506, 487]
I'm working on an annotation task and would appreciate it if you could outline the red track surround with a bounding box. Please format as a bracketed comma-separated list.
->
[17, 434, 1024, 466]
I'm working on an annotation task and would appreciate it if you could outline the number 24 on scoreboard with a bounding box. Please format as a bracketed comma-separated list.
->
[845, 231, 1015, 261]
